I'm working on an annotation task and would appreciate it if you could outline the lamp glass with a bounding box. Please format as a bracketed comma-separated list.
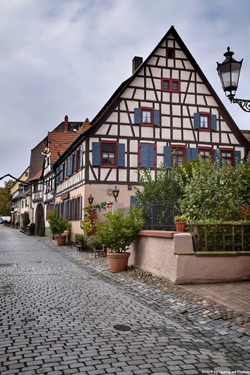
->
[217, 48, 243, 98]
[88, 194, 94, 204]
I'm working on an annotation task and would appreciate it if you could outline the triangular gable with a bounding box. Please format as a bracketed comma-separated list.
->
[86, 26, 249, 148]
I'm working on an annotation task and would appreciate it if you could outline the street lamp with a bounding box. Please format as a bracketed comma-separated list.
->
[88, 194, 94, 205]
[217, 47, 250, 112]
[112, 185, 120, 202]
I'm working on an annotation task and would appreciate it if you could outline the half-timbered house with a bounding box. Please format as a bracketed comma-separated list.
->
[53, 26, 250, 239]
[29, 116, 83, 234]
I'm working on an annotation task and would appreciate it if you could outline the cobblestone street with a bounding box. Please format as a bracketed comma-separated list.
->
[0, 225, 250, 374]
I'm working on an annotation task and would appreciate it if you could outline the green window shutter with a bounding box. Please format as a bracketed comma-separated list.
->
[187, 147, 198, 162]
[164, 146, 171, 168]
[92, 142, 100, 166]
[211, 115, 217, 131]
[194, 113, 200, 129]
[235, 150, 241, 165]
[154, 110, 160, 126]
[118, 144, 125, 167]
[134, 108, 141, 124]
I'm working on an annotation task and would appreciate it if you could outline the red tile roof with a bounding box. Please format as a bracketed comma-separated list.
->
[48, 132, 78, 165]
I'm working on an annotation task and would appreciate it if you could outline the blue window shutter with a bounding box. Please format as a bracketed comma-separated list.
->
[66, 155, 72, 176]
[130, 196, 138, 208]
[73, 199, 76, 220]
[92, 142, 100, 166]
[55, 167, 59, 185]
[69, 200, 72, 220]
[65, 201, 68, 220]
[80, 145, 83, 168]
[59, 164, 63, 182]
[235, 150, 241, 165]
[211, 115, 217, 131]
[134, 108, 141, 124]
[63, 201, 67, 219]
[164, 146, 171, 168]
[154, 110, 160, 126]
[148, 145, 155, 168]
[194, 113, 200, 129]
[140, 144, 148, 167]
[118, 144, 125, 167]
[74, 150, 78, 171]
[187, 147, 198, 162]
[79, 196, 82, 220]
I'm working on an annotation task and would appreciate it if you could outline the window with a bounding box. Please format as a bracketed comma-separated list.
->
[101, 142, 116, 165]
[221, 150, 233, 166]
[194, 113, 217, 131]
[142, 109, 153, 124]
[134, 108, 160, 126]
[162, 79, 180, 92]
[56, 196, 82, 221]
[92, 142, 125, 167]
[199, 148, 212, 161]
[171, 147, 185, 167]
[139, 143, 155, 168]
[200, 115, 209, 129]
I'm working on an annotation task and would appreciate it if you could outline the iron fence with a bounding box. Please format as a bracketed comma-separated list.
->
[143, 201, 179, 231]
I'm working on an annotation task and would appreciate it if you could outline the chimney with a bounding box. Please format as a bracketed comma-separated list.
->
[64, 115, 69, 132]
[132, 56, 143, 74]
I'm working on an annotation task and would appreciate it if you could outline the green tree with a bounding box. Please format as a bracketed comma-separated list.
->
[178, 157, 250, 221]
[0, 180, 13, 216]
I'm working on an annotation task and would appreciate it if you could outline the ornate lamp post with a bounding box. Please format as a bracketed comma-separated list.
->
[88, 194, 94, 205]
[112, 185, 120, 202]
[217, 47, 250, 112]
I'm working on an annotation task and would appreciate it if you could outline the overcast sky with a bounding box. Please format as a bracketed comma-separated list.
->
[1, 0, 250, 187]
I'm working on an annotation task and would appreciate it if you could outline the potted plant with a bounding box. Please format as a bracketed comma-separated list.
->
[87, 235, 105, 257]
[96, 206, 144, 272]
[47, 209, 70, 246]
[74, 233, 86, 251]
[174, 214, 187, 232]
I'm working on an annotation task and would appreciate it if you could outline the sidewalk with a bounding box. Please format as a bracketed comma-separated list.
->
[42, 237, 250, 330]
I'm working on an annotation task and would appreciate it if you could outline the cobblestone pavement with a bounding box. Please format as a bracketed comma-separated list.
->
[0, 226, 250, 375]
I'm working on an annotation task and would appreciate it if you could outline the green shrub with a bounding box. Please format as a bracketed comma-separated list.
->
[38, 219, 45, 237]
[96, 206, 144, 253]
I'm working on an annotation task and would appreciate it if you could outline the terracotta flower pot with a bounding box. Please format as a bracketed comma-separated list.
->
[175, 222, 186, 232]
[107, 252, 130, 273]
[56, 235, 66, 246]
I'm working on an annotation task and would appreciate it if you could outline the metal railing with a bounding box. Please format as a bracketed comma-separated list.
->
[188, 222, 250, 252]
